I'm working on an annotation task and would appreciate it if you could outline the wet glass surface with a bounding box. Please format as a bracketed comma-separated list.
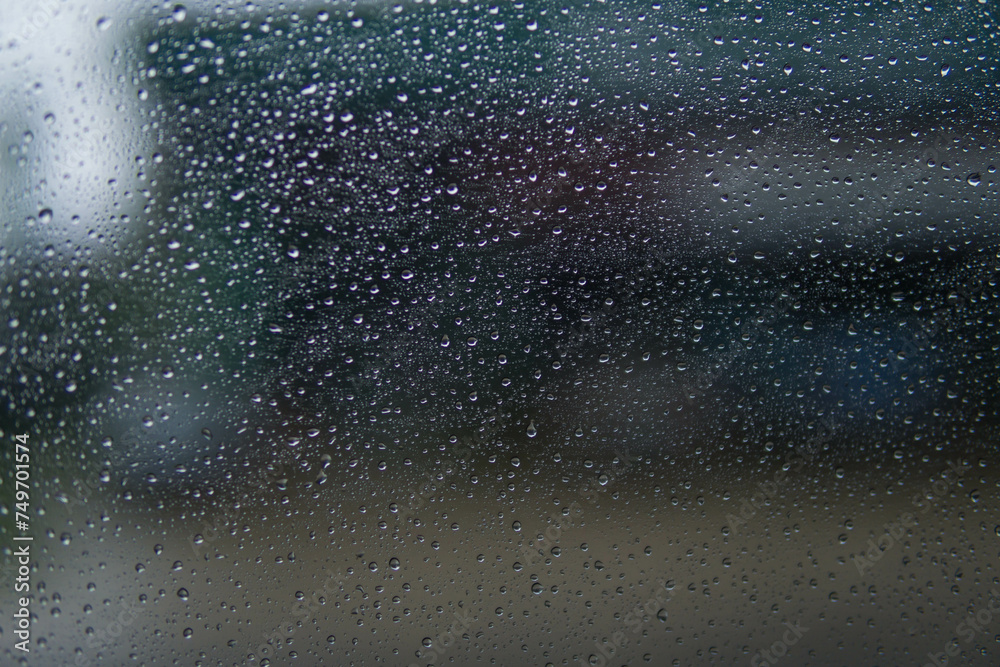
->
[1, 1, 998, 665]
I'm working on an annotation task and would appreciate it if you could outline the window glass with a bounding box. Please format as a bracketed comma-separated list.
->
[1, 1, 997, 665]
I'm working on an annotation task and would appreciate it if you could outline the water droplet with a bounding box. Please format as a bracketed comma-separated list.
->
[177, 588, 189, 600]
[967, 173, 981, 186]
[172, 5, 187, 22]
[526, 422, 537, 438]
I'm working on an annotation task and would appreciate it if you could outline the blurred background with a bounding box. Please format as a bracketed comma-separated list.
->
[1, 0, 998, 665]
